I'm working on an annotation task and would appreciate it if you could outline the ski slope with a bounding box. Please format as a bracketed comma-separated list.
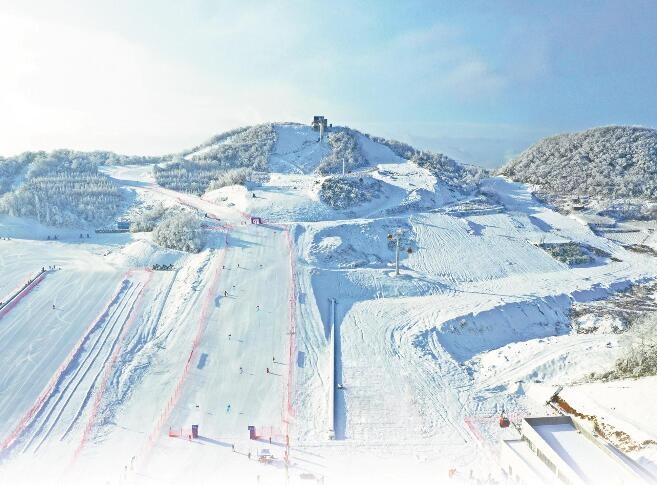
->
[1, 128, 657, 484]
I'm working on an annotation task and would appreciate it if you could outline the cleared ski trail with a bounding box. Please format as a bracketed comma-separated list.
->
[137, 222, 293, 482]
[0, 270, 152, 459]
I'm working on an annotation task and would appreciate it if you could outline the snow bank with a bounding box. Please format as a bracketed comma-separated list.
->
[106, 235, 184, 268]
[415, 295, 571, 363]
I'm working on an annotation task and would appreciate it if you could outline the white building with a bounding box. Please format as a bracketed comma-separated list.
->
[501, 416, 656, 484]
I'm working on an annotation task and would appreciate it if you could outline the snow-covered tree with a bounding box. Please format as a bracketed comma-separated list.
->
[612, 314, 657, 378]
[317, 129, 367, 175]
[207, 168, 255, 190]
[500, 126, 657, 207]
[319, 175, 381, 209]
[152, 212, 205, 253]
[154, 124, 277, 194]
[130, 203, 168, 232]
[412, 151, 485, 191]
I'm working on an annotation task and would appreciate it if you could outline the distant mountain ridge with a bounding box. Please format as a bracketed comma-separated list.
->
[500, 126, 657, 203]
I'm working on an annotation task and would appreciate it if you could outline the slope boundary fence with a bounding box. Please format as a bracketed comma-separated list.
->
[72, 270, 154, 461]
[0, 269, 49, 321]
[136, 231, 229, 465]
[0, 275, 131, 455]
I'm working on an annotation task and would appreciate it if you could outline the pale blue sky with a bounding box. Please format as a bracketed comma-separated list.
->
[1, 0, 656, 166]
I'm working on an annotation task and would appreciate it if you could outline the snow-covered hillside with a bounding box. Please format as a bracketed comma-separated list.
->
[1, 121, 657, 485]
[500, 126, 657, 217]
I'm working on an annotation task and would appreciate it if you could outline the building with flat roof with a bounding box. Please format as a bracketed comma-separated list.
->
[311, 115, 328, 132]
[501, 416, 656, 484]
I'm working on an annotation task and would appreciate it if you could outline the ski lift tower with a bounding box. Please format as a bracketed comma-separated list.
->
[387, 229, 413, 276]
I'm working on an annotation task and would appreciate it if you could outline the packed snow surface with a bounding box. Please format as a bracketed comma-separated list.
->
[1, 127, 657, 485]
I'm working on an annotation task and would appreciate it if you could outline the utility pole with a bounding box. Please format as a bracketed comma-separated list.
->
[388, 229, 402, 276]
[395, 237, 400, 276]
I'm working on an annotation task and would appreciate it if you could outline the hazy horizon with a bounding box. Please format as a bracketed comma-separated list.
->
[2, 0, 657, 167]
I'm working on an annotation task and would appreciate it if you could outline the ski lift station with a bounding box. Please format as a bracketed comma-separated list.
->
[311, 115, 331, 141]
[311, 115, 328, 132]
[500, 416, 656, 484]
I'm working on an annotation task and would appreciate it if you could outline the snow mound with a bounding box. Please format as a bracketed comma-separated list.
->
[106, 235, 184, 268]
[306, 219, 414, 269]
[414, 295, 571, 363]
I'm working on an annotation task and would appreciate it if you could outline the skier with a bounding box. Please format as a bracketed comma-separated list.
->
[226, 403, 231, 413]
[52, 304, 55, 310]
[239, 366, 243, 374]
[224, 290, 228, 297]
[266, 367, 269, 374]
[228, 333, 232, 341]
[256, 305, 259, 311]
[272, 356, 275, 363]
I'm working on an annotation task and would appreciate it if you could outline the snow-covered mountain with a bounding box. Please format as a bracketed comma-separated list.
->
[500, 126, 657, 215]
[1, 121, 657, 484]
[0, 122, 486, 227]
[155, 122, 485, 195]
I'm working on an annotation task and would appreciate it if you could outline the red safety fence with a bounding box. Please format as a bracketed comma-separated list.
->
[71, 270, 153, 461]
[0, 275, 131, 454]
[0, 270, 48, 321]
[281, 226, 298, 464]
[139, 231, 229, 461]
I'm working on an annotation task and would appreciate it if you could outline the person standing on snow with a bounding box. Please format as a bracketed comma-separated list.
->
[226, 403, 231, 413]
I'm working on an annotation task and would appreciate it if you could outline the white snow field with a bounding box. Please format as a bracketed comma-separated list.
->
[1, 126, 657, 484]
